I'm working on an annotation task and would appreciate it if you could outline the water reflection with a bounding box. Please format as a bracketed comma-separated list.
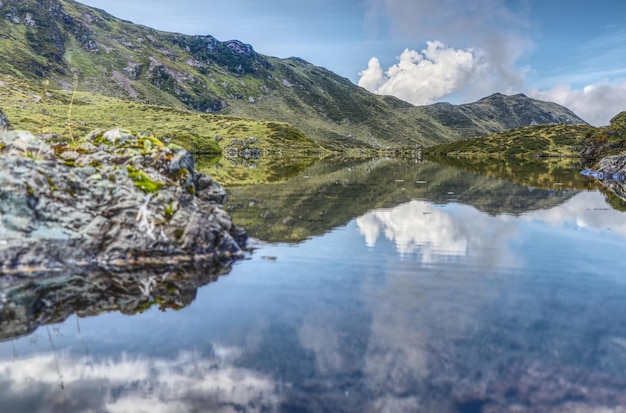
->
[195, 153, 318, 186]
[523, 190, 626, 237]
[0, 347, 279, 413]
[224, 157, 581, 243]
[2, 159, 626, 412]
[0, 262, 233, 342]
[357, 190, 626, 262]
[357, 201, 471, 260]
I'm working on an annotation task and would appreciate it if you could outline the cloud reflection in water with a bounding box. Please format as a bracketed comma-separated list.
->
[0, 346, 279, 413]
[357, 200, 468, 261]
[3, 192, 626, 412]
[357, 192, 626, 264]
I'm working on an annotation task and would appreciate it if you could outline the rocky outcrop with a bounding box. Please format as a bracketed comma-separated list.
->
[580, 113, 626, 200]
[0, 108, 8, 131]
[0, 129, 247, 275]
[582, 153, 626, 201]
[581, 112, 626, 163]
[583, 154, 626, 181]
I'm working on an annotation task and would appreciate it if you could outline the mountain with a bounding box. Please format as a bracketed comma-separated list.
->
[419, 93, 584, 135]
[0, 0, 587, 149]
[425, 111, 626, 160]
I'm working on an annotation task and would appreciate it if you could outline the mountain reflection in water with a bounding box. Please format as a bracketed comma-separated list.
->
[2, 157, 626, 413]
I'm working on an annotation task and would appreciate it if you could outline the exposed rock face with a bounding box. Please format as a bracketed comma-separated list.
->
[0, 129, 247, 274]
[581, 112, 626, 163]
[582, 153, 626, 201]
[0, 108, 8, 131]
[584, 154, 626, 181]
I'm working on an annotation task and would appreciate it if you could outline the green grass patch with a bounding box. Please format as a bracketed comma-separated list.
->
[0, 75, 322, 155]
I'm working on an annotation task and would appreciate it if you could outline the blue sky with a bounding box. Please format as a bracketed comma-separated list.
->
[78, 0, 626, 125]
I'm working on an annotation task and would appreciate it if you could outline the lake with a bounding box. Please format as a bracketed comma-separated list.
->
[1, 157, 626, 413]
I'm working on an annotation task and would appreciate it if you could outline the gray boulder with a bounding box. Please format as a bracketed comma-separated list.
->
[0, 129, 247, 274]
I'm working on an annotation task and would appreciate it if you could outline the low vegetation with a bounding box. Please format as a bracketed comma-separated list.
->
[581, 112, 626, 163]
[0, 75, 322, 155]
[426, 112, 626, 166]
[425, 123, 595, 158]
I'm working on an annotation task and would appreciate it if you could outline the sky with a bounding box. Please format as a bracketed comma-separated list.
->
[77, 0, 626, 126]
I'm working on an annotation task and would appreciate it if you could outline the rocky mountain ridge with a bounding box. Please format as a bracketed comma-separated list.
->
[0, 0, 586, 148]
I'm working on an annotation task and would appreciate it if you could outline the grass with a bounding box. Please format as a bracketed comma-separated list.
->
[425, 123, 596, 159]
[424, 112, 626, 174]
[0, 74, 323, 155]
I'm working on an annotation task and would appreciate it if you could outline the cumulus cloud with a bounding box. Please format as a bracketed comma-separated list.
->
[361, 0, 531, 103]
[358, 41, 478, 105]
[528, 80, 626, 126]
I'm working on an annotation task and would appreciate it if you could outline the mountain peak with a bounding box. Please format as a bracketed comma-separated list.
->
[484, 92, 506, 99]
[457, 92, 586, 129]
[480, 92, 529, 101]
[0, 0, 588, 149]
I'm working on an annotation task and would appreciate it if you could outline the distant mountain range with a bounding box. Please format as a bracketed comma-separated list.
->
[0, 0, 586, 148]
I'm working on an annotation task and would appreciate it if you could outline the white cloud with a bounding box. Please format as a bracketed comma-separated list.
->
[362, 0, 531, 103]
[358, 42, 477, 105]
[357, 57, 386, 93]
[527, 80, 626, 126]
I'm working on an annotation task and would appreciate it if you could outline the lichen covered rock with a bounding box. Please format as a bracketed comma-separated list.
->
[581, 151, 626, 201]
[0, 129, 246, 274]
[0, 109, 9, 131]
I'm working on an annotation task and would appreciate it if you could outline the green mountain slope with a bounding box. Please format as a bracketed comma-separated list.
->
[425, 111, 626, 160]
[0, 0, 587, 149]
[425, 123, 595, 158]
[0, 74, 322, 154]
[417, 93, 585, 136]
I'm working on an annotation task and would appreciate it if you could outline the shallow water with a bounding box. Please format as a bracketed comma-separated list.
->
[2, 159, 626, 412]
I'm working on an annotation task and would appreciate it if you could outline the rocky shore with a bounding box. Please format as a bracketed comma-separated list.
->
[0, 126, 249, 340]
[583, 153, 626, 181]
[0, 128, 247, 274]
[582, 154, 626, 201]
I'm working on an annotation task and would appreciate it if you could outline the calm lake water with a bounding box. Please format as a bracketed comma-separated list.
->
[2, 158, 626, 412]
